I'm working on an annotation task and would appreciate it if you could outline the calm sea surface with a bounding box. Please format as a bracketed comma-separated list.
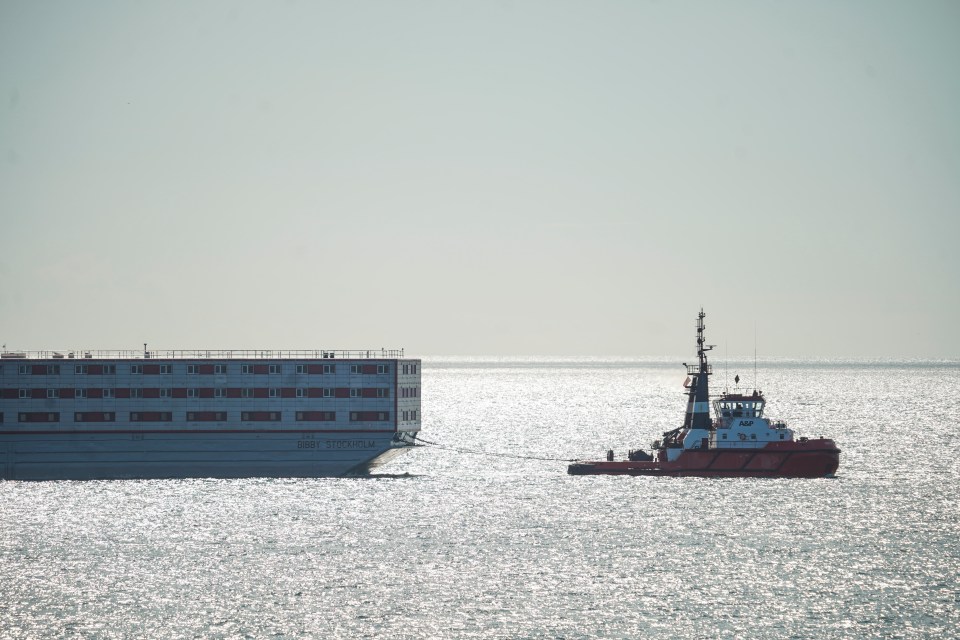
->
[2, 358, 958, 639]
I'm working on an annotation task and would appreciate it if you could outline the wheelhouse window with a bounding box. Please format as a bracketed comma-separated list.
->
[716, 399, 766, 419]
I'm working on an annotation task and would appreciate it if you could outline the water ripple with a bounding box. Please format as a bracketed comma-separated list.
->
[1, 361, 957, 638]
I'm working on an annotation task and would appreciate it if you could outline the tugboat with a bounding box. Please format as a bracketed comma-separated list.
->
[568, 311, 840, 477]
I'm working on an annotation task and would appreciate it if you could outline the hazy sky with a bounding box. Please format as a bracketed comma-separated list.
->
[2, 1, 958, 358]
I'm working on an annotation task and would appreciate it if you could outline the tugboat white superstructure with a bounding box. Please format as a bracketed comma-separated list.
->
[569, 311, 840, 477]
[0, 348, 421, 480]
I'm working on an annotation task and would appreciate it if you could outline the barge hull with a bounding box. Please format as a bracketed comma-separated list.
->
[0, 430, 414, 480]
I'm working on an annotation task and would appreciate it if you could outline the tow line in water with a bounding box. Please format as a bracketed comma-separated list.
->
[412, 434, 581, 463]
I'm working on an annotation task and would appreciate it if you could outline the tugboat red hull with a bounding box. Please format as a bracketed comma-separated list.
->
[568, 439, 840, 478]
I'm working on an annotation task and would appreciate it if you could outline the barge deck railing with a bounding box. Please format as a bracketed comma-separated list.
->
[1, 348, 406, 360]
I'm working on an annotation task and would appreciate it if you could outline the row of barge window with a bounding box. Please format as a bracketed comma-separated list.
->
[1, 387, 420, 399]
[1, 410, 410, 423]
[0, 363, 416, 376]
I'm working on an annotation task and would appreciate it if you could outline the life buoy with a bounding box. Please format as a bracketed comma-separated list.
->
[739, 433, 747, 441]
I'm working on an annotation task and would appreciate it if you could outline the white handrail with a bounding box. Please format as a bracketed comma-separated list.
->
[0, 348, 407, 360]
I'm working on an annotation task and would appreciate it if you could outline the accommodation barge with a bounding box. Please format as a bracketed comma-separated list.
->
[0, 348, 420, 480]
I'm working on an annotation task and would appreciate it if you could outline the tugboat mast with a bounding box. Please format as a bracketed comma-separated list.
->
[682, 309, 714, 430]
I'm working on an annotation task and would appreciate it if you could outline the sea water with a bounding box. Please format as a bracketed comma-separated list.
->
[1, 358, 958, 639]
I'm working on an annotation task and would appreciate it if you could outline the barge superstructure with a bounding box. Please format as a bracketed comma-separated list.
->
[0, 348, 420, 480]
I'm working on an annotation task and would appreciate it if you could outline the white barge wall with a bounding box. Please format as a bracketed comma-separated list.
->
[0, 353, 421, 480]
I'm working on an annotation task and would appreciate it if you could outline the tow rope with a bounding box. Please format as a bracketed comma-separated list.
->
[412, 434, 581, 463]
